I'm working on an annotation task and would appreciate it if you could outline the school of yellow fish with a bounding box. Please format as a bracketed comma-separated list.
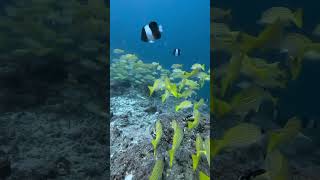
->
[110, 6, 320, 180]
[211, 6, 319, 180]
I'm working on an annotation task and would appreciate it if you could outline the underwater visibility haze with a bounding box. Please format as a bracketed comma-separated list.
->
[110, 0, 210, 73]
[0, 0, 319, 179]
[0, 0, 108, 179]
[110, 0, 210, 179]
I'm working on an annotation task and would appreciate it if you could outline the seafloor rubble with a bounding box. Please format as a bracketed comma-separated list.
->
[0, 54, 109, 179]
[110, 83, 210, 180]
[110, 82, 320, 180]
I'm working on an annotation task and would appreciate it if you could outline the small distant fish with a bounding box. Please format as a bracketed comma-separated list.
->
[280, 33, 312, 57]
[212, 22, 233, 38]
[280, 33, 314, 60]
[212, 7, 232, 21]
[151, 62, 160, 66]
[149, 157, 164, 180]
[171, 64, 183, 69]
[113, 48, 125, 54]
[175, 100, 193, 112]
[258, 7, 303, 28]
[157, 65, 162, 71]
[141, 21, 163, 43]
[173, 48, 181, 56]
[191, 63, 205, 71]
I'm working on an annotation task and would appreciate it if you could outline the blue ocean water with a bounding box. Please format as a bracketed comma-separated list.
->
[111, 0, 210, 99]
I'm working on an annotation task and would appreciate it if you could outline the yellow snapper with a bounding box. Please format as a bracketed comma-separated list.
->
[258, 7, 303, 28]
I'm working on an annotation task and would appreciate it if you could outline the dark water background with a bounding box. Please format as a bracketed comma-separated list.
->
[213, 0, 320, 123]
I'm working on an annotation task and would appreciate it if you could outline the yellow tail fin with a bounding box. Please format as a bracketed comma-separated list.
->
[168, 149, 174, 168]
[148, 86, 154, 96]
[192, 154, 200, 171]
[289, 57, 303, 80]
[151, 139, 156, 156]
[293, 8, 303, 28]
[199, 171, 210, 180]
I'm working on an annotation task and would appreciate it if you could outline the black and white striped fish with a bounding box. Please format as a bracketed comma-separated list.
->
[173, 48, 181, 56]
[141, 21, 163, 43]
